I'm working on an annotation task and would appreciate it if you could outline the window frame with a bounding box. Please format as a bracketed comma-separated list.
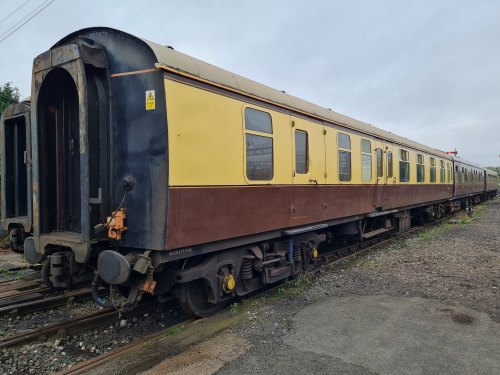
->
[361, 139, 372, 183]
[429, 157, 436, 183]
[338, 132, 352, 182]
[387, 151, 393, 178]
[244, 107, 274, 181]
[399, 149, 410, 182]
[439, 160, 445, 183]
[376, 148, 383, 178]
[294, 129, 309, 175]
[416, 153, 425, 183]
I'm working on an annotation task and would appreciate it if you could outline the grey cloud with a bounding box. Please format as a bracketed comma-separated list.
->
[0, 0, 498, 165]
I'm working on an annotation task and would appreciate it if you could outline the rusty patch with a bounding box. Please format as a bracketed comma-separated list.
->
[439, 308, 475, 325]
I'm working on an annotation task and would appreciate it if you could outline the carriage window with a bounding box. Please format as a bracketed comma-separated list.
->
[416, 154, 425, 183]
[245, 108, 273, 180]
[430, 157, 436, 183]
[440, 160, 445, 183]
[387, 151, 393, 177]
[399, 149, 410, 182]
[376, 148, 383, 178]
[338, 133, 351, 181]
[361, 139, 372, 182]
[295, 130, 308, 174]
[245, 108, 272, 134]
[447, 163, 452, 183]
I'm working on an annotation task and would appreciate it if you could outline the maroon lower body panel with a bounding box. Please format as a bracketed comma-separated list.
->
[166, 184, 453, 250]
[454, 183, 485, 198]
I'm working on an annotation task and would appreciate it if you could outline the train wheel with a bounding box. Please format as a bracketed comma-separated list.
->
[179, 279, 225, 318]
[10, 245, 24, 254]
[41, 257, 59, 290]
[435, 204, 445, 220]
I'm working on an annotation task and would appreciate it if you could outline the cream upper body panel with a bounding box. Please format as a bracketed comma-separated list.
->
[142, 37, 451, 161]
[165, 77, 452, 187]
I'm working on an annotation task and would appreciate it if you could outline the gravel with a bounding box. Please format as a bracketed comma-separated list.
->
[0, 300, 186, 374]
[220, 200, 500, 373]
[1, 200, 499, 374]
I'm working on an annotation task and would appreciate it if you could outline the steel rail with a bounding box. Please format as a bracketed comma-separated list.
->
[60, 216, 454, 374]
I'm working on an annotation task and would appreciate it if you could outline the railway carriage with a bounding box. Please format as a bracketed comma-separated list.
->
[452, 156, 485, 203]
[484, 168, 498, 198]
[0, 100, 32, 251]
[22, 27, 496, 316]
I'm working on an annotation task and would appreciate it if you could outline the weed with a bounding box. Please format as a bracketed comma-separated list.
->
[166, 324, 185, 336]
[230, 302, 240, 315]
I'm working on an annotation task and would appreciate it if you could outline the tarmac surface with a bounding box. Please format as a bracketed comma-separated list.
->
[285, 295, 499, 375]
[98, 201, 500, 375]
[213, 296, 500, 375]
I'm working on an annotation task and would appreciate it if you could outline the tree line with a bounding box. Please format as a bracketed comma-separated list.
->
[0, 82, 20, 114]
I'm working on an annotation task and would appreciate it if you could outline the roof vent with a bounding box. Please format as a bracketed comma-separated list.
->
[166, 45, 174, 50]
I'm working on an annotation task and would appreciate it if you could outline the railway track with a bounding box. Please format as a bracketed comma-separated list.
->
[0, 309, 115, 350]
[59, 216, 452, 375]
[0, 287, 96, 316]
[0, 213, 462, 375]
[0, 300, 160, 351]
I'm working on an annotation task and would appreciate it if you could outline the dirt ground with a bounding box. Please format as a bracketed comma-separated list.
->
[138, 200, 500, 375]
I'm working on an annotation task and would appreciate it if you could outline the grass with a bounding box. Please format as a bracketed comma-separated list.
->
[229, 274, 315, 315]
[166, 323, 186, 336]
[0, 267, 27, 280]
[418, 222, 452, 241]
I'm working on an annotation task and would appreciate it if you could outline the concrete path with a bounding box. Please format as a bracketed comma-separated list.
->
[217, 295, 500, 375]
[287, 295, 500, 374]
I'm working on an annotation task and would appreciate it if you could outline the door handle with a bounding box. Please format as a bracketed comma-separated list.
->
[309, 179, 319, 186]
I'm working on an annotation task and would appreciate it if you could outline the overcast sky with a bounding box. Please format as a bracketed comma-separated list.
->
[1, 0, 499, 166]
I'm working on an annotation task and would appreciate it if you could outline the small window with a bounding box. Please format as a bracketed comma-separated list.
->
[245, 108, 273, 181]
[416, 154, 425, 183]
[399, 149, 410, 182]
[439, 160, 445, 183]
[387, 151, 393, 178]
[338, 133, 351, 149]
[245, 108, 272, 134]
[338, 133, 351, 181]
[447, 162, 452, 183]
[376, 148, 383, 178]
[295, 130, 308, 174]
[430, 157, 436, 183]
[361, 139, 372, 182]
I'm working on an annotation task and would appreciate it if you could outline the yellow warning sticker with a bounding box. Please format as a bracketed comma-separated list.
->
[145, 90, 155, 110]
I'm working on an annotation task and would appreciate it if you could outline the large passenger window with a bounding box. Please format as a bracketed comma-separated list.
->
[399, 150, 410, 182]
[338, 133, 351, 181]
[361, 139, 372, 182]
[430, 157, 436, 182]
[295, 130, 308, 174]
[245, 108, 273, 180]
[416, 154, 425, 183]
[376, 148, 383, 178]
